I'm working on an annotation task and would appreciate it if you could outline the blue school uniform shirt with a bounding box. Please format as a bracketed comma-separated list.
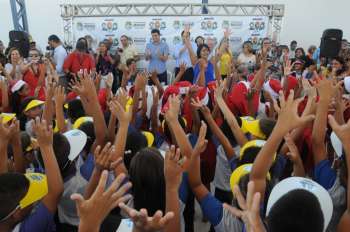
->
[193, 61, 215, 85]
[12, 203, 55, 232]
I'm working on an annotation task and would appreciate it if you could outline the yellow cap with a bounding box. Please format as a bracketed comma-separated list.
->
[19, 173, 48, 208]
[240, 116, 266, 139]
[73, 117, 93, 129]
[0, 113, 16, 124]
[230, 164, 271, 192]
[64, 103, 68, 109]
[24, 100, 44, 112]
[25, 138, 38, 152]
[142, 131, 154, 147]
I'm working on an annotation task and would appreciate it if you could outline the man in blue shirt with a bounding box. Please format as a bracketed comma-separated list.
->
[145, 29, 169, 85]
[173, 30, 197, 83]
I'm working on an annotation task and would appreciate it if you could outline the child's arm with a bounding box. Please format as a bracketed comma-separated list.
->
[164, 146, 185, 232]
[54, 86, 67, 133]
[328, 116, 350, 232]
[33, 118, 64, 213]
[215, 80, 248, 146]
[250, 91, 315, 200]
[192, 97, 235, 160]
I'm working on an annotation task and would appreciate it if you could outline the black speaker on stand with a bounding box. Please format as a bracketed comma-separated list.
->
[8, 30, 30, 58]
[320, 29, 343, 58]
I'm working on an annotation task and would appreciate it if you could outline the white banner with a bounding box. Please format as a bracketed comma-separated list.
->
[73, 15, 268, 53]
[73, 16, 268, 71]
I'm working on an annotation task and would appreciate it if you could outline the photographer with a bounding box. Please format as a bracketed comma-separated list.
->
[22, 48, 46, 100]
[47, 35, 67, 83]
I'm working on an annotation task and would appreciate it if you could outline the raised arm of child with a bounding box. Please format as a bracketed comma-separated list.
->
[33, 118, 64, 213]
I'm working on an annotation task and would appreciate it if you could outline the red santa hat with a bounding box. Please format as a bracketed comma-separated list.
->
[263, 79, 282, 99]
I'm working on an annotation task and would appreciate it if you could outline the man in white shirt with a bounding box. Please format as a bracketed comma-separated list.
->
[173, 30, 197, 83]
[119, 35, 139, 65]
[48, 35, 67, 77]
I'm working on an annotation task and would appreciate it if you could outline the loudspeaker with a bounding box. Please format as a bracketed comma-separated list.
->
[8, 30, 30, 58]
[320, 29, 343, 58]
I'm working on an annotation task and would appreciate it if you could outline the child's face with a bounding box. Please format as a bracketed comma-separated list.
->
[24, 106, 43, 119]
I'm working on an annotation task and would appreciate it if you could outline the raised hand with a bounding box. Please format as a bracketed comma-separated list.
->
[314, 76, 342, 102]
[284, 133, 301, 163]
[164, 145, 185, 190]
[283, 60, 294, 76]
[119, 203, 174, 232]
[273, 90, 315, 134]
[328, 115, 350, 143]
[224, 181, 265, 232]
[151, 86, 159, 107]
[54, 85, 66, 107]
[94, 142, 122, 171]
[134, 71, 148, 91]
[116, 88, 129, 109]
[72, 171, 132, 231]
[0, 118, 18, 142]
[32, 117, 53, 147]
[193, 121, 208, 156]
[164, 94, 181, 123]
[109, 99, 132, 123]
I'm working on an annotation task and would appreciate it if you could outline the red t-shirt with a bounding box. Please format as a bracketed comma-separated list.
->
[23, 64, 46, 101]
[63, 51, 95, 74]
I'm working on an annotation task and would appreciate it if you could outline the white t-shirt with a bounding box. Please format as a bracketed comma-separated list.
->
[5, 63, 23, 80]
[237, 53, 256, 67]
[53, 45, 67, 76]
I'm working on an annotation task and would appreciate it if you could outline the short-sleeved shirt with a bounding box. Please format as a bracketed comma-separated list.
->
[12, 202, 56, 232]
[314, 159, 346, 232]
[213, 145, 239, 191]
[53, 45, 68, 76]
[63, 51, 95, 74]
[193, 61, 215, 85]
[200, 193, 243, 232]
[120, 45, 138, 65]
[219, 53, 232, 75]
[23, 65, 46, 101]
[146, 42, 169, 74]
[173, 42, 197, 68]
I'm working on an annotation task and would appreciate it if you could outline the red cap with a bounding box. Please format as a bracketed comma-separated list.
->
[162, 85, 180, 106]
[227, 82, 249, 116]
[67, 91, 78, 101]
[174, 81, 192, 95]
[263, 79, 282, 99]
[284, 75, 298, 97]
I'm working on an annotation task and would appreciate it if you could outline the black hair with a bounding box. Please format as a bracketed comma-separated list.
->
[20, 131, 31, 152]
[0, 173, 29, 221]
[238, 146, 262, 166]
[48, 35, 60, 43]
[151, 29, 160, 35]
[78, 121, 95, 155]
[124, 131, 148, 170]
[291, 40, 297, 45]
[10, 85, 26, 115]
[67, 99, 86, 123]
[126, 58, 136, 67]
[181, 30, 190, 36]
[163, 116, 186, 142]
[52, 133, 76, 179]
[295, 47, 306, 57]
[267, 189, 324, 232]
[129, 148, 165, 215]
[220, 119, 237, 147]
[332, 56, 346, 76]
[197, 44, 210, 58]
[195, 36, 204, 45]
[76, 40, 87, 53]
[233, 173, 273, 215]
[259, 118, 276, 138]
[18, 97, 36, 131]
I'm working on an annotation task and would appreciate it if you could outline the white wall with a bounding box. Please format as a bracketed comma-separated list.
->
[1, 0, 349, 50]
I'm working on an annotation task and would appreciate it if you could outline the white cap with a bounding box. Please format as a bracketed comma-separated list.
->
[330, 132, 343, 158]
[63, 129, 87, 161]
[344, 76, 350, 93]
[11, 80, 27, 93]
[266, 177, 333, 231]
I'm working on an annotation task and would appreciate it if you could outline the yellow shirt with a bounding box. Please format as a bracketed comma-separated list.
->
[220, 52, 232, 75]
